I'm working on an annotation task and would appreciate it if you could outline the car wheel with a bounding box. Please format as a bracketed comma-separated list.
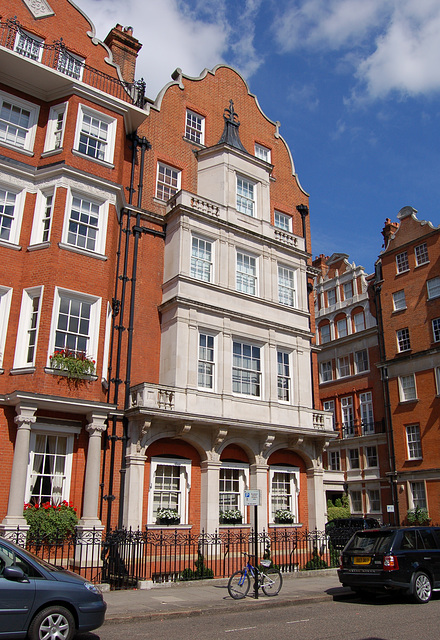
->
[412, 571, 432, 604]
[28, 605, 75, 640]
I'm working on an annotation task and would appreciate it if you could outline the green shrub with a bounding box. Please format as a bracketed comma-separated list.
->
[326, 495, 350, 522]
[24, 501, 78, 542]
[180, 553, 214, 581]
[407, 506, 430, 525]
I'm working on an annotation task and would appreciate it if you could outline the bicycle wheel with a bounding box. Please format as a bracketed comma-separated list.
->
[261, 568, 282, 596]
[228, 570, 250, 599]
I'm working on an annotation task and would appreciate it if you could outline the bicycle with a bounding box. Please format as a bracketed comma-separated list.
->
[227, 552, 283, 599]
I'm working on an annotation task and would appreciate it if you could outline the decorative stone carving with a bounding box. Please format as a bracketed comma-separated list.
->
[175, 423, 191, 438]
[213, 428, 228, 450]
[21, 0, 54, 19]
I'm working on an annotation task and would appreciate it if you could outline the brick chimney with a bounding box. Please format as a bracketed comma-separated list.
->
[312, 254, 330, 278]
[104, 24, 142, 84]
[381, 218, 399, 248]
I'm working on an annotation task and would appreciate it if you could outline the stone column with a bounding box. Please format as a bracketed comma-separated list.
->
[0, 404, 37, 539]
[122, 418, 150, 529]
[249, 460, 269, 531]
[77, 412, 107, 528]
[306, 465, 325, 531]
[200, 458, 221, 533]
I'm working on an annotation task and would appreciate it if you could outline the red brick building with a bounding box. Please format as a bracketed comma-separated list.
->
[313, 253, 392, 523]
[0, 0, 163, 538]
[373, 206, 440, 525]
[0, 0, 333, 540]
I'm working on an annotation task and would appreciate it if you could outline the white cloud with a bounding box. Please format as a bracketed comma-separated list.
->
[78, 0, 263, 99]
[272, 0, 440, 99]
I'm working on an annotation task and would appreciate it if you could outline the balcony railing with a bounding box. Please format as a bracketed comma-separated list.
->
[0, 18, 145, 107]
[339, 419, 385, 439]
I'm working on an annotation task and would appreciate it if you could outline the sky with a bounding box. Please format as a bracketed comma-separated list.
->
[78, 0, 440, 275]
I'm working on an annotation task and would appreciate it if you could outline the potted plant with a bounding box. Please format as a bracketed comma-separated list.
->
[50, 348, 95, 379]
[274, 509, 295, 524]
[23, 500, 78, 543]
[220, 509, 243, 525]
[156, 508, 180, 525]
[407, 506, 431, 525]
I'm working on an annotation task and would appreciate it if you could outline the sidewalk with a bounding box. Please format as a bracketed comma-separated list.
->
[103, 569, 352, 624]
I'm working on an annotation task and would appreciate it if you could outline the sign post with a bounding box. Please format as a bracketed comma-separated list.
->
[244, 490, 261, 599]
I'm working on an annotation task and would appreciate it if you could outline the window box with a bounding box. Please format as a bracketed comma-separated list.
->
[50, 349, 95, 378]
[156, 508, 180, 525]
[274, 509, 295, 524]
[220, 509, 243, 525]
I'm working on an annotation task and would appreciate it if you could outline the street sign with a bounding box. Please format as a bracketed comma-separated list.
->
[387, 505, 395, 512]
[244, 490, 261, 506]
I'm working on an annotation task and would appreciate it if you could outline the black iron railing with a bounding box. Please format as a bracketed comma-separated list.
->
[0, 18, 145, 107]
[6, 526, 338, 589]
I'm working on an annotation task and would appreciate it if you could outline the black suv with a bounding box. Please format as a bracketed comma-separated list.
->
[338, 526, 440, 603]
[325, 517, 380, 550]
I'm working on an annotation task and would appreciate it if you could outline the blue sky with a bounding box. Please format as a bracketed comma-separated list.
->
[79, 0, 440, 274]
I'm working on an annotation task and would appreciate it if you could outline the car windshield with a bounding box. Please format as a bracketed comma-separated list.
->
[9, 544, 60, 572]
[346, 530, 394, 554]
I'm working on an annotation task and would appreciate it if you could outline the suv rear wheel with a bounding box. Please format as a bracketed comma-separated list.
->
[412, 571, 432, 604]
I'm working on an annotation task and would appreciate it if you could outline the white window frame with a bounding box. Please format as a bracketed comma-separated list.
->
[396, 327, 411, 352]
[185, 109, 204, 145]
[399, 374, 417, 402]
[409, 481, 427, 510]
[320, 360, 332, 383]
[101, 302, 112, 385]
[415, 242, 429, 266]
[327, 288, 337, 306]
[61, 190, 108, 256]
[44, 102, 68, 153]
[24, 423, 79, 505]
[337, 355, 350, 378]
[255, 143, 271, 163]
[350, 490, 362, 513]
[336, 317, 347, 338]
[432, 318, 440, 343]
[320, 323, 331, 344]
[349, 448, 360, 470]
[156, 162, 181, 201]
[278, 265, 296, 307]
[329, 450, 340, 471]
[219, 462, 249, 522]
[232, 340, 261, 398]
[48, 287, 101, 365]
[57, 49, 84, 80]
[236, 250, 258, 296]
[359, 391, 374, 433]
[323, 400, 336, 429]
[30, 189, 55, 245]
[396, 251, 409, 274]
[0, 90, 39, 153]
[0, 184, 25, 246]
[74, 105, 116, 165]
[236, 175, 256, 217]
[343, 281, 353, 300]
[147, 457, 191, 525]
[13, 286, 43, 369]
[341, 396, 354, 436]
[191, 235, 212, 282]
[0, 286, 13, 368]
[355, 349, 369, 374]
[277, 349, 291, 402]
[353, 311, 365, 333]
[368, 488, 381, 513]
[274, 211, 292, 232]
[392, 290, 406, 311]
[198, 332, 215, 390]
[14, 29, 44, 61]
[269, 465, 300, 523]
[406, 424, 422, 460]
[427, 277, 440, 300]
[365, 445, 378, 468]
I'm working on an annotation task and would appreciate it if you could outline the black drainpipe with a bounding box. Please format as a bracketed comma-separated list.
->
[373, 263, 399, 525]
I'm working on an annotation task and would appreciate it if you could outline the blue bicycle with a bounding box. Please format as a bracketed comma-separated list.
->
[227, 552, 283, 599]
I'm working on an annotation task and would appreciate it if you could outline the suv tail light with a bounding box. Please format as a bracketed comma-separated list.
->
[383, 555, 399, 571]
